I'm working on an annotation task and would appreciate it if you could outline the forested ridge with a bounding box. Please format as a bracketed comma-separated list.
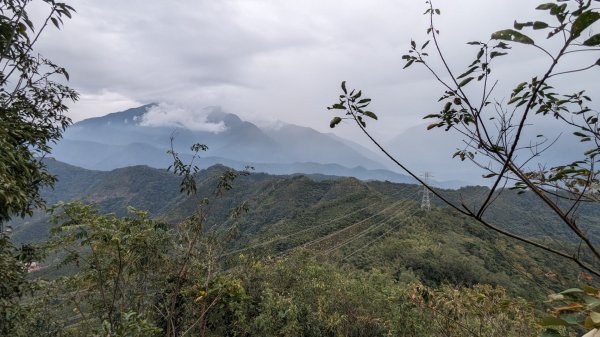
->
[4, 159, 596, 336]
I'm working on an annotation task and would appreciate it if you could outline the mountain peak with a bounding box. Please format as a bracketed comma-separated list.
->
[73, 103, 156, 127]
[54, 104, 429, 185]
[204, 106, 242, 127]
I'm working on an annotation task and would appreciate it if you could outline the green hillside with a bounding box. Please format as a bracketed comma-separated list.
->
[10, 160, 593, 300]
[7, 160, 599, 336]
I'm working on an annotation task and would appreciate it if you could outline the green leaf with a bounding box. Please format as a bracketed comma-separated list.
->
[490, 51, 507, 58]
[341, 81, 347, 94]
[571, 11, 600, 38]
[494, 42, 510, 49]
[540, 328, 567, 337]
[363, 111, 378, 120]
[512, 21, 548, 31]
[514, 21, 529, 30]
[357, 115, 366, 128]
[458, 77, 474, 88]
[358, 98, 371, 104]
[583, 34, 600, 46]
[583, 295, 600, 309]
[552, 4, 567, 18]
[329, 117, 342, 128]
[50, 17, 60, 29]
[563, 314, 584, 327]
[534, 21, 549, 30]
[590, 311, 600, 325]
[476, 48, 484, 59]
[491, 29, 534, 45]
[443, 102, 452, 112]
[539, 316, 571, 327]
[457, 66, 477, 79]
[536, 3, 557, 10]
[561, 288, 585, 295]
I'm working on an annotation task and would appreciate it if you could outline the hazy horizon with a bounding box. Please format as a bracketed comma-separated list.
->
[34, 0, 597, 140]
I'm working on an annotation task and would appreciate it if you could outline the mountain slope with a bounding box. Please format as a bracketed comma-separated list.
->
[58, 105, 385, 168]
[11, 160, 594, 300]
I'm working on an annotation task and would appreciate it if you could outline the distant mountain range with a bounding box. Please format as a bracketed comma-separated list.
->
[50, 104, 467, 188]
[383, 119, 589, 185]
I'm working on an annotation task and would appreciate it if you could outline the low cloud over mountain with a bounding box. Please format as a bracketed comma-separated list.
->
[52, 104, 472, 187]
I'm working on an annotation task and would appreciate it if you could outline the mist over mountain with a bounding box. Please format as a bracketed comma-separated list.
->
[51, 104, 467, 188]
[385, 119, 589, 185]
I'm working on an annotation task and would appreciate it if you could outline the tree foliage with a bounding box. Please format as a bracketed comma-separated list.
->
[0, 1, 75, 336]
[0, 0, 77, 226]
[328, 1, 600, 335]
[0, 234, 43, 336]
[328, 0, 600, 277]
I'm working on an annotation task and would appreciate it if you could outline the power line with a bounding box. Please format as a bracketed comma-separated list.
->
[218, 185, 416, 259]
[296, 199, 408, 252]
[342, 208, 423, 261]
[321, 197, 418, 255]
[272, 195, 418, 260]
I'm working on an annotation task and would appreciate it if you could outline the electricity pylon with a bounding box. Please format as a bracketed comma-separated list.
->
[420, 172, 432, 210]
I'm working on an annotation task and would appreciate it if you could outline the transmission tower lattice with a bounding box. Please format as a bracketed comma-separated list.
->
[420, 172, 432, 211]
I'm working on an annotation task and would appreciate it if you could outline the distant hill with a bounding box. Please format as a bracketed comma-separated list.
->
[14, 159, 600, 244]
[10, 160, 597, 299]
[51, 104, 465, 188]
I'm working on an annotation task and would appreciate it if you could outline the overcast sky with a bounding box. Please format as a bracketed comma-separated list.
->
[34, 0, 598, 145]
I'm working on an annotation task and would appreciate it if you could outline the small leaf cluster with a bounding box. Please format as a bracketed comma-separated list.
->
[493, 1, 600, 52]
[167, 142, 208, 196]
[410, 283, 538, 337]
[404, 10, 513, 132]
[541, 285, 600, 337]
[216, 167, 252, 196]
[402, 39, 429, 69]
[0, 233, 44, 336]
[327, 81, 377, 129]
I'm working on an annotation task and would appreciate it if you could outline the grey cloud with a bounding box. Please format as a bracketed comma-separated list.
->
[140, 103, 228, 133]
[32, 0, 599, 174]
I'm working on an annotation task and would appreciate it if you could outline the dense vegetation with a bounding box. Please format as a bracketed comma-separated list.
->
[5, 160, 598, 336]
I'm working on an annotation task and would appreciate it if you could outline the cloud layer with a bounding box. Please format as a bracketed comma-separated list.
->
[139, 103, 228, 133]
[32, 0, 600, 175]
